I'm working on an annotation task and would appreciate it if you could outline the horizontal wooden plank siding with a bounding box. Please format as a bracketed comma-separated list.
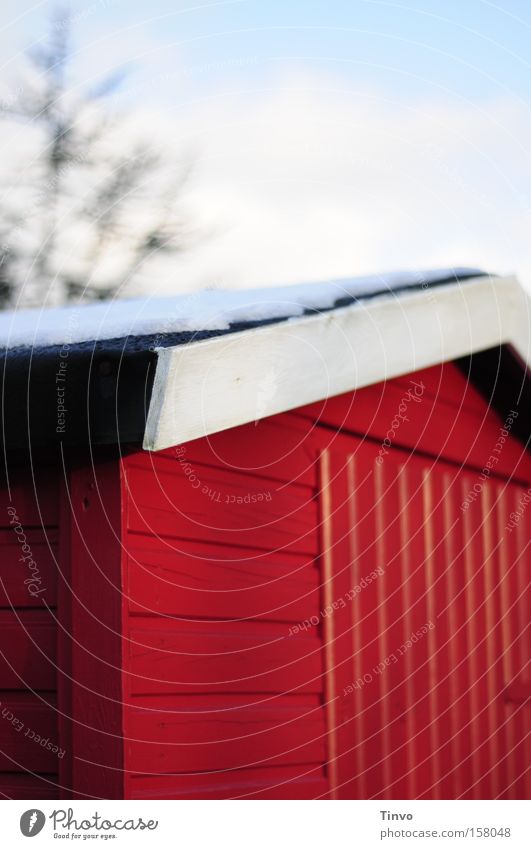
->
[121, 426, 331, 799]
[126, 695, 326, 773]
[393, 361, 491, 414]
[126, 539, 319, 623]
[124, 456, 317, 554]
[0, 693, 61, 772]
[0, 611, 57, 690]
[0, 772, 60, 799]
[0, 464, 59, 798]
[128, 765, 328, 800]
[159, 416, 316, 488]
[127, 620, 323, 695]
[0, 532, 58, 608]
[296, 364, 531, 482]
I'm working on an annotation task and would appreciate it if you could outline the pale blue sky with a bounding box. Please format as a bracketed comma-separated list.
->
[6, 1, 530, 102]
[2, 1, 531, 293]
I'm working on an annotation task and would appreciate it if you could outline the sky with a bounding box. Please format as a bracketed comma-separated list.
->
[1, 0, 531, 296]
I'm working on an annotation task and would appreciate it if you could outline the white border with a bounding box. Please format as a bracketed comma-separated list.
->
[3, 800, 529, 847]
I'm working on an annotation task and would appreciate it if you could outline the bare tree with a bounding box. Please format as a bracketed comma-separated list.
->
[0, 6, 194, 307]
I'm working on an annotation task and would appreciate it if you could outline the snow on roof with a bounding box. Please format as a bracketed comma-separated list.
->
[0, 267, 485, 351]
[144, 271, 531, 449]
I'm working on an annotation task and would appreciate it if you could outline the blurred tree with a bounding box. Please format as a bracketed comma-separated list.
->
[0, 6, 195, 307]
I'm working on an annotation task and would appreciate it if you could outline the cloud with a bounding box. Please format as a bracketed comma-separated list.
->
[2, 47, 531, 298]
[141, 64, 531, 294]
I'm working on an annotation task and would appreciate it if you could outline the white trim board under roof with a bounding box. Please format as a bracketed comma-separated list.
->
[143, 273, 531, 451]
[1, 268, 529, 453]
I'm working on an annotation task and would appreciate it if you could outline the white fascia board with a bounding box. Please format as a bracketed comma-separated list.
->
[143, 275, 531, 451]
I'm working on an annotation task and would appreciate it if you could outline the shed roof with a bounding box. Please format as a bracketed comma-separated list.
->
[1, 268, 529, 452]
[0, 267, 484, 354]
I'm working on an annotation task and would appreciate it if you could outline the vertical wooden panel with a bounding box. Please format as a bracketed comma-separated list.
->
[399, 463, 425, 798]
[354, 448, 383, 799]
[460, 475, 485, 799]
[68, 458, 125, 799]
[423, 467, 459, 799]
[348, 453, 367, 799]
[513, 490, 531, 800]
[318, 447, 368, 799]
[496, 482, 518, 799]
[318, 429, 529, 801]
[373, 461, 392, 796]
[421, 468, 442, 798]
[0, 460, 60, 799]
[318, 450, 338, 799]
[375, 460, 408, 798]
[441, 469, 472, 800]
[480, 484, 505, 799]
[57, 466, 73, 799]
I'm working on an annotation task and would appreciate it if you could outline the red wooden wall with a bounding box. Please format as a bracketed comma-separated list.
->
[0, 464, 61, 799]
[0, 360, 529, 799]
[121, 416, 328, 800]
[318, 438, 530, 799]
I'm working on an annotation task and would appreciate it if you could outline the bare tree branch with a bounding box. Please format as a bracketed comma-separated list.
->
[0, 4, 197, 307]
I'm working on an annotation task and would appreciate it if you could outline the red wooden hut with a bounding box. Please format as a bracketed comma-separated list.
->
[0, 268, 529, 800]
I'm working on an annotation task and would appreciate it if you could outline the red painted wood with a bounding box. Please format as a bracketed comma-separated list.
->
[316, 430, 530, 800]
[396, 460, 433, 799]
[160, 414, 316, 488]
[376, 458, 410, 800]
[0, 773, 60, 799]
[0, 462, 59, 798]
[326, 448, 358, 799]
[0, 611, 57, 690]
[393, 361, 491, 414]
[125, 694, 326, 774]
[57, 467, 74, 799]
[124, 456, 317, 555]
[126, 618, 323, 695]
[67, 459, 125, 799]
[120, 443, 327, 800]
[129, 765, 328, 799]
[500, 484, 531, 800]
[116, 364, 529, 799]
[2, 359, 527, 802]
[0, 532, 57, 608]
[0, 693, 60, 773]
[296, 366, 531, 482]
[126, 539, 319, 623]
